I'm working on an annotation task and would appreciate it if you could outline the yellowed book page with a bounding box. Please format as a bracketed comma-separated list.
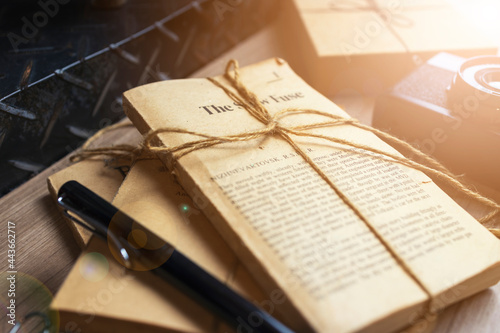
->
[124, 58, 500, 332]
[54, 237, 216, 333]
[292, 0, 495, 57]
[52, 159, 299, 332]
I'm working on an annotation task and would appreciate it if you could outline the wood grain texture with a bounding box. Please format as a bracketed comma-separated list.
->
[0, 18, 499, 333]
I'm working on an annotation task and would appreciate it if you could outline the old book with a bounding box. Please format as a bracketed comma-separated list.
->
[281, 0, 498, 95]
[49, 158, 296, 332]
[123, 57, 500, 332]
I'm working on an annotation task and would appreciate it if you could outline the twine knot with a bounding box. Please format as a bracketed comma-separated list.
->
[266, 118, 280, 135]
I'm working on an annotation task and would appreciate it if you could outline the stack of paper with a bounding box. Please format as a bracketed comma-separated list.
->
[48, 58, 500, 333]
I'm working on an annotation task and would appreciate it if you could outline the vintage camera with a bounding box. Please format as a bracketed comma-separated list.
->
[373, 52, 500, 190]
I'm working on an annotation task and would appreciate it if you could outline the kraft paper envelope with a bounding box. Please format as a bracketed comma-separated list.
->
[48, 159, 130, 247]
[283, 0, 497, 95]
[48, 120, 142, 246]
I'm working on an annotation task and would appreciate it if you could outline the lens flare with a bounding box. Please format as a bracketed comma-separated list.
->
[0, 272, 59, 332]
[79, 252, 109, 282]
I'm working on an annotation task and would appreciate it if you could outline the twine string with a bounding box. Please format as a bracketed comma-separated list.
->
[72, 60, 500, 236]
[71, 59, 500, 325]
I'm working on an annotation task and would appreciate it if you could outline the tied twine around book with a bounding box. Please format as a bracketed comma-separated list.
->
[73, 58, 500, 326]
[73, 59, 500, 236]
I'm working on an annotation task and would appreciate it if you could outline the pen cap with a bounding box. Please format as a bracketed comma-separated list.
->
[57, 180, 118, 237]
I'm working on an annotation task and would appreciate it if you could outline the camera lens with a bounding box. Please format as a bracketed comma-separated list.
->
[477, 68, 500, 92]
[448, 56, 500, 126]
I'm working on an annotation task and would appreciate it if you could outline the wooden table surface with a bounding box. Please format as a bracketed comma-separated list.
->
[1, 17, 499, 333]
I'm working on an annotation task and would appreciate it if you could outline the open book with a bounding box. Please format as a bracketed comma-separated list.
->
[123, 58, 500, 332]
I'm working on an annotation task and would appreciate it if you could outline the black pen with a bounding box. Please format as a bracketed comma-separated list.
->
[57, 180, 294, 333]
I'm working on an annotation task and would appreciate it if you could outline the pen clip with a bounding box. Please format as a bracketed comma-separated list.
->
[57, 190, 133, 268]
[58, 198, 99, 234]
[107, 230, 133, 269]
